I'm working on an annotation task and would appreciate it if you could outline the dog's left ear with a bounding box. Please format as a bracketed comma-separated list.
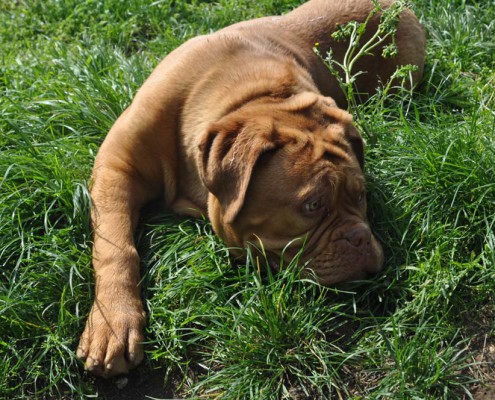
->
[346, 124, 365, 170]
[198, 116, 280, 224]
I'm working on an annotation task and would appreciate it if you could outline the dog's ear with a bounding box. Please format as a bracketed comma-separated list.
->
[345, 124, 364, 170]
[198, 116, 280, 224]
[322, 101, 365, 171]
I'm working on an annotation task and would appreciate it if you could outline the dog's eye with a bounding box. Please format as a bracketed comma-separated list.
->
[303, 197, 323, 214]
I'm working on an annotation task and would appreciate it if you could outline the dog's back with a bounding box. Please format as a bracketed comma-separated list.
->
[221, 0, 425, 102]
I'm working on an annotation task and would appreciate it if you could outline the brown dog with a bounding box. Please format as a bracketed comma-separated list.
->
[77, 0, 425, 377]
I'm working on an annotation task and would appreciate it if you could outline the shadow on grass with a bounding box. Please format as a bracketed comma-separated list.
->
[90, 367, 172, 400]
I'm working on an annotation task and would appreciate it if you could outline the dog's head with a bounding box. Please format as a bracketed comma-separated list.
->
[198, 92, 383, 285]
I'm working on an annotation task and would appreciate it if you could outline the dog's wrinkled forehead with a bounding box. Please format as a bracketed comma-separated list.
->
[270, 91, 350, 125]
[269, 93, 355, 165]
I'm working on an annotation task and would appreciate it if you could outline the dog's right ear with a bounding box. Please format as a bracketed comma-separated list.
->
[198, 116, 281, 224]
[345, 124, 364, 171]
[321, 100, 365, 171]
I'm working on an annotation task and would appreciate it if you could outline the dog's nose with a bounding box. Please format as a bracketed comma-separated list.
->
[345, 224, 371, 252]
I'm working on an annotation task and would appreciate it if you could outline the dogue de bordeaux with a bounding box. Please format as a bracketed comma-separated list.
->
[77, 0, 425, 377]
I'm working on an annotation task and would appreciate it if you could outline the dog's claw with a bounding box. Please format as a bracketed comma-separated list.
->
[76, 347, 88, 360]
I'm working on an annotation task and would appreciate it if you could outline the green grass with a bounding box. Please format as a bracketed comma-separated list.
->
[1, 0, 494, 398]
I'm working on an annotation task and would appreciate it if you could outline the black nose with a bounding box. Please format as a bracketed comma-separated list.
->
[345, 224, 372, 253]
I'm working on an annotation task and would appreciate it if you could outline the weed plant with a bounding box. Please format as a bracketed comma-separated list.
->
[1, 0, 494, 398]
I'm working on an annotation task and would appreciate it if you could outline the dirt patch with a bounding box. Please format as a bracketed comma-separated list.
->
[469, 336, 495, 400]
[474, 385, 495, 400]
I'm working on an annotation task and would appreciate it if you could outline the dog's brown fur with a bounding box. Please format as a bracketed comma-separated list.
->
[77, 0, 425, 377]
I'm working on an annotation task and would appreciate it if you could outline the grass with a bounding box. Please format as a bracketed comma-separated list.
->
[1, 0, 494, 398]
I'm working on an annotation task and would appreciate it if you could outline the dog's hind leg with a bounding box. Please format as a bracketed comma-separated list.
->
[282, 0, 425, 97]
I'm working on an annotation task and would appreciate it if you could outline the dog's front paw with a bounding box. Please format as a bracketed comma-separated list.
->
[77, 296, 146, 377]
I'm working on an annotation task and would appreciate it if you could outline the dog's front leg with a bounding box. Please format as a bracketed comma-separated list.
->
[77, 168, 146, 377]
[77, 129, 163, 377]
